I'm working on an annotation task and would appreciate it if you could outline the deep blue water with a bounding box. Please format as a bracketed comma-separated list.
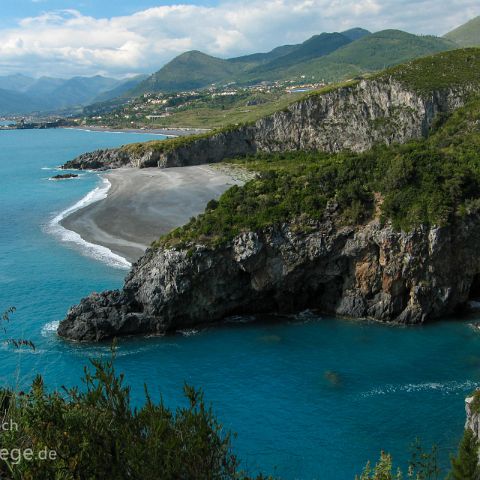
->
[0, 128, 479, 479]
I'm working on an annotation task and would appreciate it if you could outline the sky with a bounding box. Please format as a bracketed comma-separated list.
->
[0, 0, 479, 78]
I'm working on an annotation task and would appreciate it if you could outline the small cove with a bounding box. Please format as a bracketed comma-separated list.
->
[0, 128, 478, 478]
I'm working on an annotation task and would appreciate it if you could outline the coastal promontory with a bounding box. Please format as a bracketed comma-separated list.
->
[58, 49, 480, 341]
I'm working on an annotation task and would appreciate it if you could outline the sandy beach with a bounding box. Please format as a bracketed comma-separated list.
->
[67, 126, 210, 137]
[60, 165, 242, 262]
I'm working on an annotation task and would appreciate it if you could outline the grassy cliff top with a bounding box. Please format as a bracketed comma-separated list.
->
[121, 131, 214, 156]
[379, 47, 480, 93]
[156, 95, 480, 248]
[119, 124, 245, 157]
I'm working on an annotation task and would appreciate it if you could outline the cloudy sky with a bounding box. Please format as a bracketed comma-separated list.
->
[1, 0, 479, 78]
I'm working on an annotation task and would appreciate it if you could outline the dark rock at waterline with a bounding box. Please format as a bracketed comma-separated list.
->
[51, 173, 79, 180]
[57, 211, 480, 342]
[62, 148, 131, 170]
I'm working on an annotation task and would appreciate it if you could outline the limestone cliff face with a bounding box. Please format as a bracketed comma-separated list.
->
[58, 211, 480, 341]
[465, 396, 480, 440]
[62, 78, 471, 171]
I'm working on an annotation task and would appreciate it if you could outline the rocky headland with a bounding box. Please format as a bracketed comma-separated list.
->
[58, 49, 480, 341]
[62, 77, 471, 171]
[58, 208, 480, 341]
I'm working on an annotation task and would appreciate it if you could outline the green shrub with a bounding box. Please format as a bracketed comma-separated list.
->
[0, 354, 269, 480]
[155, 96, 480, 248]
[379, 48, 480, 94]
[357, 440, 440, 480]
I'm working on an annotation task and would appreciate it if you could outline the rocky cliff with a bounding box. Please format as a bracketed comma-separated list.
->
[58, 50, 480, 342]
[62, 78, 471, 171]
[465, 395, 480, 439]
[58, 209, 480, 341]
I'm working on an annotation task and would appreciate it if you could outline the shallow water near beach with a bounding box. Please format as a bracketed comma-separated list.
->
[1, 128, 480, 479]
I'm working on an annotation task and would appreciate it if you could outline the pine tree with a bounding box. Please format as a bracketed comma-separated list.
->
[356, 452, 403, 480]
[449, 428, 480, 480]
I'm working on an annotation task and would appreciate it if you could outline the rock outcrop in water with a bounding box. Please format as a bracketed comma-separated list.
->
[58, 209, 480, 341]
[62, 78, 471, 171]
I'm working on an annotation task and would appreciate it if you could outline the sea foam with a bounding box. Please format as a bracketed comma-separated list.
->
[41, 320, 60, 337]
[45, 176, 131, 270]
[360, 379, 480, 398]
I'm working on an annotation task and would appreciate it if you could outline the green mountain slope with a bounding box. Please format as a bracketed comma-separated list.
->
[444, 16, 480, 47]
[379, 47, 480, 92]
[129, 28, 456, 95]
[251, 32, 354, 74]
[227, 44, 299, 67]
[265, 29, 459, 83]
[131, 51, 245, 94]
[341, 27, 371, 41]
[131, 29, 369, 94]
[324, 30, 457, 70]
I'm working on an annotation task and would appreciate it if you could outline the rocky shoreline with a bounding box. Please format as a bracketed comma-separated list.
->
[58, 209, 480, 341]
[57, 69, 480, 342]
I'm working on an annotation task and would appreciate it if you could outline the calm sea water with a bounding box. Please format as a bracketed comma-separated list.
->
[0, 128, 479, 479]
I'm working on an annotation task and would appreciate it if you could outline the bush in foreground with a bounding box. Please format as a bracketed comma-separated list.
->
[0, 354, 269, 480]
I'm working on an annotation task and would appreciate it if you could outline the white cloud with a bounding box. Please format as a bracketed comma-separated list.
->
[0, 0, 479, 78]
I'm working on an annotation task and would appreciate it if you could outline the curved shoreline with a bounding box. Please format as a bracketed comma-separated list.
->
[46, 176, 132, 270]
[58, 165, 243, 264]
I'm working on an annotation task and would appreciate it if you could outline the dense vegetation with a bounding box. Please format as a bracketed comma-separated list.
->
[380, 47, 480, 93]
[358, 429, 480, 479]
[357, 442, 441, 479]
[449, 429, 480, 480]
[155, 95, 480, 248]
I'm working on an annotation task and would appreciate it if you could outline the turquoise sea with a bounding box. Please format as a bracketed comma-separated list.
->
[1, 128, 480, 479]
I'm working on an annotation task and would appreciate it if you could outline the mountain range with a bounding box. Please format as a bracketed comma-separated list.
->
[129, 28, 458, 95]
[0, 74, 147, 115]
[2, 16, 480, 116]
